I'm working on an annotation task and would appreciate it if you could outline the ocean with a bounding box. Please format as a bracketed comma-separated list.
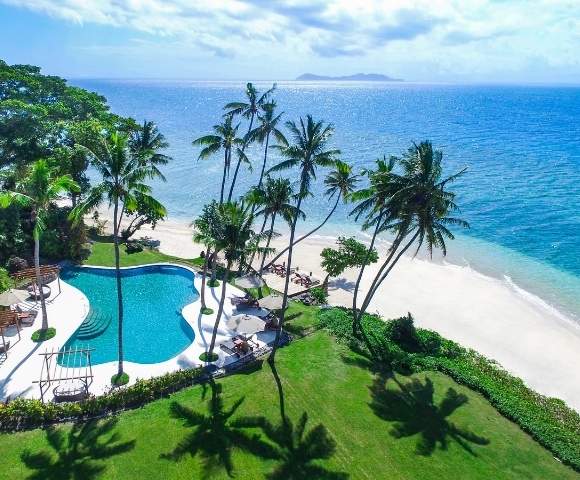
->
[72, 79, 580, 323]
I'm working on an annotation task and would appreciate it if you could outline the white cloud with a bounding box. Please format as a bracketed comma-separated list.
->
[2, 0, 579, 81]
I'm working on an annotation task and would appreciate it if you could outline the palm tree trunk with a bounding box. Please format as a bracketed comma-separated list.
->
[112, 197, 125, 376]
[33, 228, 48, 331]
[269, 194, 303, 363]
[256, 132, 270, 191]
[245, 213, 269, 274]
[210, 252, 219, 286]
[259, 213, 276, 273]
[264, 193, 339, 270]
[220, 149, 229, 204]
[227, 114, 255, 202]
[355, 230, 420, 329]
[200, 248, 210, 310]
[208, 260, 231, 356]
[351, 213, 383, 336]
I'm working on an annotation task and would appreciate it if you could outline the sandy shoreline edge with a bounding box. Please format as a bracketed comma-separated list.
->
[94, 213, 580, 411]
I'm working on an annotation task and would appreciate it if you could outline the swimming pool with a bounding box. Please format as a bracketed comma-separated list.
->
[59, 265, 198, 365]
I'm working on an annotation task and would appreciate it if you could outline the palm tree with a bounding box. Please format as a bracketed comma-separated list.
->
[193, 116, 244, 204]
[352, 141, 468, 336]
[246, 101, 288, 191]
[349, 156, 403, 335]
[192, 201, 221, 314]
[70, 131, 166, 382]
[129, 120, 171, 180]
[255, 177, 302, 274]
[0, 160, 79, 332]
[225, 82, 276, 201]
[267, 115, 339, 361]
[205, 202, 256, 358]
[263, 160, 357, 271]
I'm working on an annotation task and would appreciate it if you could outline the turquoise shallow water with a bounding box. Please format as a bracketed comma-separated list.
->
[72, 80, 580, 322]
[59, 265, 198, 365]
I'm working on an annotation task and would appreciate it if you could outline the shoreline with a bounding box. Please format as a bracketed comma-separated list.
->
[96, 212, 580, 411]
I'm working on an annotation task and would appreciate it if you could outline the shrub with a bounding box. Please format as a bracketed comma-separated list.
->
[6, 256, 28, 274]
[125, 241, 144, 254]
[385, 313, 421, 352]
[309, 286, 328, 305]
[0, 366, 205, 431]
[199, 352, 219, 362]
[0, 268, 11, 293]
[31, 328, 56, 342]
[111, 372, 130, 386]
[317, 306, 580, 471]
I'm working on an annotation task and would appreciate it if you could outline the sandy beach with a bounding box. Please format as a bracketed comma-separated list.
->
[95, 214, 580, 411]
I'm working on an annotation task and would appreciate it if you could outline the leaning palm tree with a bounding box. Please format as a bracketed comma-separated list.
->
[129, 120, 171, 180]
[352, 141, 469, 337]
[225, 82, 276, 201]
[193, 116, 244, 204]
[246, 101, 288, 191]
[205, 202, 256, 358]
[255, 177, 302, 274]
[267, 115, 339, 361]
[263, 160, 357, 271]
[349, 156, 403, 335]
[71, 131, 166, 384]
[0, 160, 79, 333]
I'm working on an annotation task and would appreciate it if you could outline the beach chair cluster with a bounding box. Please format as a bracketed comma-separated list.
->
[267, 262, 287, 277]
[230, 293, 259, 309]
[0, 307, 38, 357]
[292, 271, 320, 288]
[220, 334, 258, 358]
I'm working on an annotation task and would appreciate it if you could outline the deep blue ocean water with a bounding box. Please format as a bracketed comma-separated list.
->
[72, 80, 580, 322]
[60, 265, 197, 365]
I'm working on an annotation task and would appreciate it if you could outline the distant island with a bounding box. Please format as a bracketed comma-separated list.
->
[296, 73, 403, 82]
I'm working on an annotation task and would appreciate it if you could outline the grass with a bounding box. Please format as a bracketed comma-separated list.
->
[0, 329, 575, 479]
[35, 237, 572, 478]
[111, 373, 130, 386]
[30, 327, 56, 342]
[85, 236, 202, 269]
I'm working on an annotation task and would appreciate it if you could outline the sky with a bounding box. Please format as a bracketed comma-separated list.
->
[0, 0, 579, 83]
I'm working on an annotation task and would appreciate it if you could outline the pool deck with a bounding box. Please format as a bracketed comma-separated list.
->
[0, 263, 276, 402]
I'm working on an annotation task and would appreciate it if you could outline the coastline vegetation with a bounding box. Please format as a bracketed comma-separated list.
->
[1, 60, 579, 478]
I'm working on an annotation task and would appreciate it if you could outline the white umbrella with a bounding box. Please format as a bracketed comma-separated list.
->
[0, 289, 30, 307]
[235, 274, 265, 289]
[259, 294, 284, 310]
[226, 314, 266, 335]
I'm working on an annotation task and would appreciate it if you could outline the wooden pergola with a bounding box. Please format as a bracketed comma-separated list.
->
[11, 265, 62, 294]
[33, 345, 94, 402]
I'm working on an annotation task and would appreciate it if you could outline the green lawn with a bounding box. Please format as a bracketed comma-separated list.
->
[6, 238, 570, 478]
[0, 328, 575, 479]
[85, 237, 203, 269]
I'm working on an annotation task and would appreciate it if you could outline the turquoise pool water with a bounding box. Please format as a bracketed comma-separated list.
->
[59, 265, 198, 365]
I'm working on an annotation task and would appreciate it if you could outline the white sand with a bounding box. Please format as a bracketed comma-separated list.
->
[96, 214, 580, 411]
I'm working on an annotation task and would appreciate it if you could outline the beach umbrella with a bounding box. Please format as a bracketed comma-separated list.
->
[259, 294, 284, 310]
[235, 274, 265, 289]
[226, 314, 266, 335]
[0, 289, 29, 307]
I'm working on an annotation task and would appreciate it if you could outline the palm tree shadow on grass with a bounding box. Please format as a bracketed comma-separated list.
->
[20, 418, 136, 480]
[369, 375, 490, 456]
[232, 359, 349, 480]
[160, 379, 271, 479]
[236, 412, 348, 480]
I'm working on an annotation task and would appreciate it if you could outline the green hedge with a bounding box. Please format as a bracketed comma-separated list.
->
[318, 307, 580, 471]
[0, 366, 205, 431]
